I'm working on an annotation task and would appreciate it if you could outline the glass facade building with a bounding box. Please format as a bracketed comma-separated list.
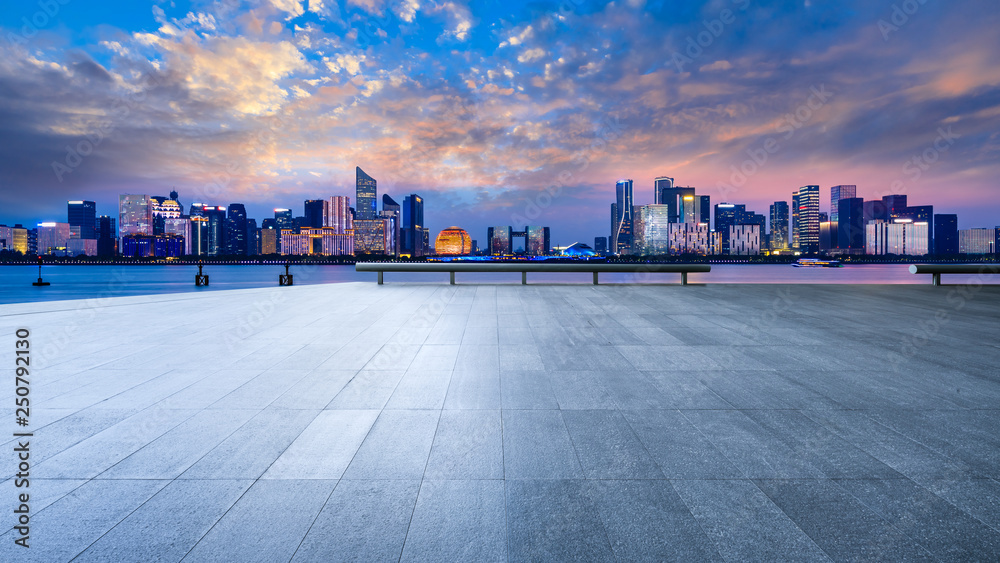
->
[356, 166, 378, 220]
[829, 185, 856, 224]
[933, 214, 958, 255]
[769, 201, 790, 251]
[613, 179, 634, 254]
[729, 224, 761, 255]
[119, 194, 152, 249]
[958, 228, 996, 254]
[67, 200, 97, 240]
[793, 185, 820, 253]
[435, 227, 473, 255]
[634, 205, 672, 255]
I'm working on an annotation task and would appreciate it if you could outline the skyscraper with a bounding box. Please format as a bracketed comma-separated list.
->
[225, 203, 248, 255]
[274, 208, 296, 253]
[713, 203, 745, 255]
[324, 196, 353, 234]
[769, 201, 790, 251]
[933, 214, 958, 255]
[488, 226, 512, 255]
[837, 197, 865, 253]
[793, 186, 820, 253]
[525, 226, 550, 255]
[356, 166, 378, 220]
[304, 200, 325, 228]
[97, 215, 117, 256]
[613, 179, 634, 254]
[402, 194, 426, 256]
[67, 200, 97, 240]
[246, 218, 259, 255]
[653, 176, 674, 204]
[150, 195, 182, 236]
[382, 194, 401, 257]
[634, 205, 672, 255]
[119, 194, 152, 248]
[203, 206, 226, 256]
[829, 185, 856, 223]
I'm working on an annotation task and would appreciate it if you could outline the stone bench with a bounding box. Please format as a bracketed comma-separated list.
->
[356, 262, 711, 285]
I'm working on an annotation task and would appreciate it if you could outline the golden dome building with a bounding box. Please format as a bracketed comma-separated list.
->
[435, 227, 473, 255]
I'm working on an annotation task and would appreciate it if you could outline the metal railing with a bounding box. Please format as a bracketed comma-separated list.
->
[356, 262, 711, 285]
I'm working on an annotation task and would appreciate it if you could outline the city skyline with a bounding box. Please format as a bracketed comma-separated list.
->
[2, 1, 999, 244]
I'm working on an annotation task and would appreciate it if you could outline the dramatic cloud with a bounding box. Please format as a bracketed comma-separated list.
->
[1, 0, 999, 243]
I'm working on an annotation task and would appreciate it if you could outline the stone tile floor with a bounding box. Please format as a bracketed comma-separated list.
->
[1, 281, 999, 561]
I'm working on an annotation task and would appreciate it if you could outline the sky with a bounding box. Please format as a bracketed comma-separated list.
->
[1, 0, 999, 246]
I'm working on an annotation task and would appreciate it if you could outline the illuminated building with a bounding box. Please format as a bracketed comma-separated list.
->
[714, 203, 745, 254]
[820, 221, 835, 252]
[612, 179, 634, 254]
[653, 176, 674, 204]
[434, 227, 473, 255]
[770, 201, 789, 251]
[226, 203, 248, 255]
[353, 219, 391, 254]
[164, 217, 191, 255]
[119, 194, 152, 249]
[280, 228, 355, 255]
[729, 224, 760, 255]
[67, 239, 97, 257]
[958, 228, 996, 254]
[196, 206, 226, 256]
[247, 219, 259, 255]
[356, 166, 378, 220]
[36, 222, 71, 255]
[667, 223, 714, 255]
[559, 242, 597, 257]
[933, 214, 958, 255]
[402, 194, 427, 256]
[120, 234, 184, 258]
[525, 226, 550, 255]
[382, 194, 401, 257]
[594, 237, 608, 255]
[67, 200, 97, 240]
[654, 180, 695, 223]
[260, 227, 277, 255]
[488, 226, 512, 255]
[867, 220, 929, 256]
[0, 225, 28, 254]
[634, 205, 672, 255]
[793, 185, 820, 253]
[829, 185, 856, 223]
[150, 195, 182, 235]
[274, 208, 296, 253]
[324, 196, 353, 234]
[189, 216, 208, 256]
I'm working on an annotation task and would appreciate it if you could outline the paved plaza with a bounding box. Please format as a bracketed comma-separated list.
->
[2, 281, 1000, 561]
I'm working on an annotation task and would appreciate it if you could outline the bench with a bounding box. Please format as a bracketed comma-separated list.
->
[356, 262, 711, 285]
[909, 264, 1000, 286]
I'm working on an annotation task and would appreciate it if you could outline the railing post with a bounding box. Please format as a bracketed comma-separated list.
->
[593, 271, 599, 285]
[681, 271, 688, 286]
[933, 272, 941, 286]
[450, 271, 455, 285]
[378, 271, 384, 285]
[522, 271, 527, 285]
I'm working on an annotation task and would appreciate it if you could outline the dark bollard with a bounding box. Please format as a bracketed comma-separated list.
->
[32, 255, 50, 286]
[195, 262, 209, 286]
[279, 262, 293, 286]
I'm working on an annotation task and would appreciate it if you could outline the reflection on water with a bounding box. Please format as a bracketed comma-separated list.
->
[0, 263, 994, 305]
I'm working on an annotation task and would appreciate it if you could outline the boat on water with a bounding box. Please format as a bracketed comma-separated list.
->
[793, 258, 843, 268]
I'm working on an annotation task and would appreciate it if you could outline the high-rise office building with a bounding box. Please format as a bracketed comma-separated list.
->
[189, 216, 208, 255]
[793, 186, 820, 253]
[883, 195, 908, 218]
[356, 166, 378, 220]
[863, 199, 888, 224]
[667, 223, 716, 255]
[958, 228, 996, 254]
[164, 217, 191, 255]
[201, 206, 227, 256]
[791, 192, 800, 249]
[594, 237, 608, 255]
[304, 200, 325, 228]
[119, 194, 152, 248]
[382, 194, 401, 257]
[613, 179, 634, 254]
[324, 196, 353, 234]
[225, 203, 248, 255]
[729, 224, 761, 255]
[97, 216, 116, 256]
[714, 203, 745, 255]
[281, 228, 354, 255]
[67, 200, 97, 240]
[653, 176, 674, 204]
[246, 218, 259, 255]
[150, 195, 182, 235]
[353, 219, 391, 254]
[525, 226, 550, 256]
[402, 194, 426, 256]
[260, 225, 277, 255]
[274, 208, 296, 253]
[933, 214, 958, 255]
[634, 205, 672, 255]
[656, 184, 696, 224]
[867, 220, 929, 255]
[829, 185, 856, 223]
[837, 197, 865, 253]
[769, 201, 790, 251]
[488, 226, 512, 255]
[36, 222, 71, 255]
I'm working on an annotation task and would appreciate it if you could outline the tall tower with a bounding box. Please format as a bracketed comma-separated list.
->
[304, 200, 325, 228]
[614, 179, 634, 254]
[356, 167, 377, 220]
[324, 196, 353, 234]
[794, 186, 820, 253]
[67, 200, 97, 240]
[769, 201, 790, 251]
[829, 185, 856, 224]
[653, 176, 674, 205]
[403, 194, 425, 256]
[226, 203, 248, 255]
